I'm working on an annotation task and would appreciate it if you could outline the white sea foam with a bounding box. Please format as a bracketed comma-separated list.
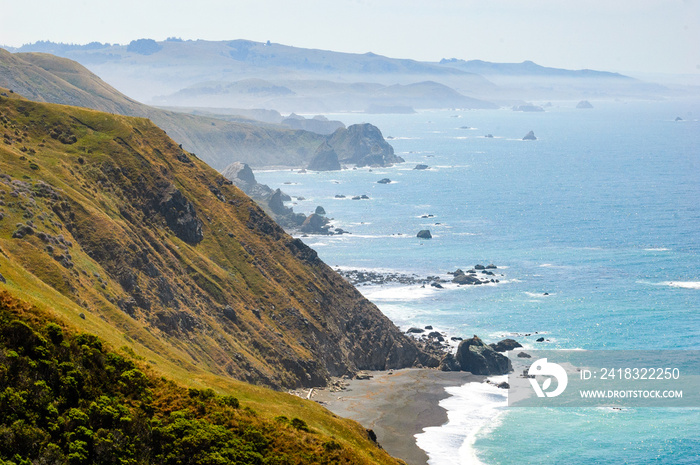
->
[539, 263, 553, 267]
[644, 247, 670, 251]
[524, 291, 550, 298]
[329, 233, 412, 239]
[415, 380, 507, 465]
[359, 284, 443, 301]
[332, 265, 416, 275]
[664, 281, 700, 290]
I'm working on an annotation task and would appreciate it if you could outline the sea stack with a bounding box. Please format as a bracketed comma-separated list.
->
[417, 230, 432, 239]
[522, 130, 537, 141]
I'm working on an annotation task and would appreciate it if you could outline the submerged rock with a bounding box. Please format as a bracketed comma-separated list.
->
[414, 164, 429, 170]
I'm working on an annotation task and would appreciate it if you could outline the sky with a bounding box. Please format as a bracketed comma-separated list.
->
[2, 0, 699, 75]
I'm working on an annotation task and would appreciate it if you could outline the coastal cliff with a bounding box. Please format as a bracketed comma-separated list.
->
[0, 91, 435, 390]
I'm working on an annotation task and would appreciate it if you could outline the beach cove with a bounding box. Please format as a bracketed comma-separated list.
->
[312, 369, 482, 465]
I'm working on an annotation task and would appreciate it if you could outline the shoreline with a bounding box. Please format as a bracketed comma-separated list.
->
[312, 368, 482, 465]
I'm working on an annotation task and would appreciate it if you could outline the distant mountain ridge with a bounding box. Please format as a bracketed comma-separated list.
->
[6, 39, 496, 105]
[6, 38, 666, 105]
[437, 58, 631, 79]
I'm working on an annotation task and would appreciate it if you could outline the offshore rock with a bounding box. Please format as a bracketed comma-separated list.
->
[489, 338, 523, 353]
[300, 213, 329, 234]
[442, 335, 512, 375]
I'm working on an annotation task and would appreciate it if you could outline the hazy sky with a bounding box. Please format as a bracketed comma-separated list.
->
[3, 0, 699, 75]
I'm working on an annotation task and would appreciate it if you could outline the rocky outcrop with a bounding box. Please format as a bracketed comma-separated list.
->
[489, 338, 523, 352]
[417, 230, 432, 239]
[221, 164, 311, 231]
[300, 213, 330, 234]
[449, 268, 499, 286]
[377, 178, 391, 184]
[522, 130, 537, 140]
[221, 162, 273, 199]
[307, 141, 341, 171]
[576, 100, 594, 109]
[441, 335, 512, 375]
[158, 184, 203, 244]
[267, 189, 288, 215]
[328, 123, 404, 167]
[452, 272, 483, 285]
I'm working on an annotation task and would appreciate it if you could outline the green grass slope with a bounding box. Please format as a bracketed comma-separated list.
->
[0, 291, 405, 465]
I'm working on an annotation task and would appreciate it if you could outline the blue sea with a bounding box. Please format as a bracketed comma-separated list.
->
[255, 100, 700, 465]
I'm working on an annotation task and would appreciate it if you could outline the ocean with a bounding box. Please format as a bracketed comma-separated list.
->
[255, 100, 700, 464]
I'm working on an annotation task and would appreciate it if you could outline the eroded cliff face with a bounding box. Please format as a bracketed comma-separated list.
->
[0, 92, 434, 389]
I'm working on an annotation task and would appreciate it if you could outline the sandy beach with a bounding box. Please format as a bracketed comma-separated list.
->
[313, 368, 482, 465]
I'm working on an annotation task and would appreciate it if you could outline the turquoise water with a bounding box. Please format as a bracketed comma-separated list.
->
[256, 101, 700, 464]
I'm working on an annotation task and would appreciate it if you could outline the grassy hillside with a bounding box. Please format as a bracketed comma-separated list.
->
[0, 49, 326, 169]
[0, 90, 434, 394]
[0, 291, 405, 465]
